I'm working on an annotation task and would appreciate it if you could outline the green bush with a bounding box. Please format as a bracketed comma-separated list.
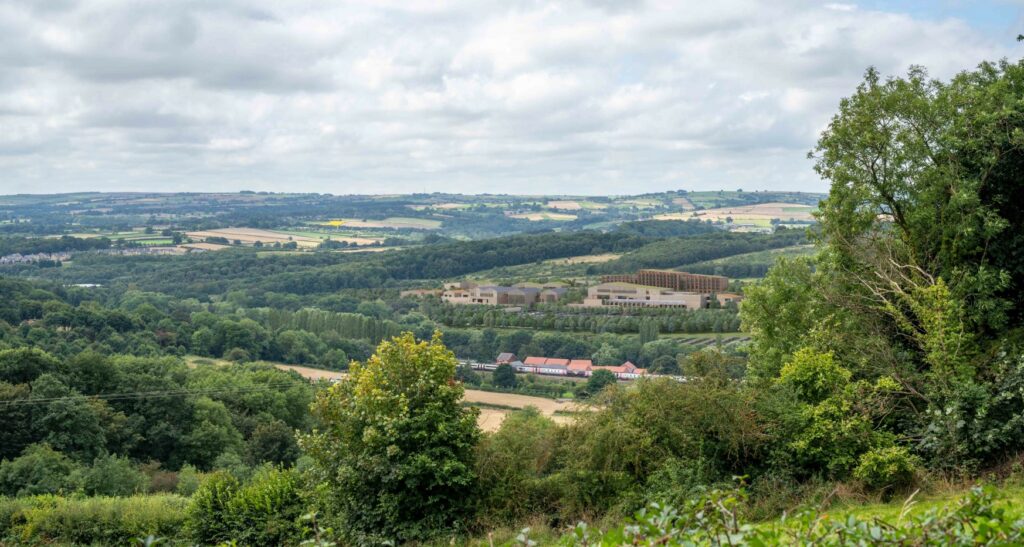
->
[185, 467, 306, 546]
[475, 408, 561, 525]
[778, 348, 848, 404]
[551, 486, 1024, 545]
[77, 454, 149, 496]
[185, 471, 239, 544]
[0, 443, 81, 497]
[854, 445, 919, 491]
[301, 333, 479, 544]
[224, 467, 305, 546]
[176, 464, 202, 496]
[1, 494, 187, 545]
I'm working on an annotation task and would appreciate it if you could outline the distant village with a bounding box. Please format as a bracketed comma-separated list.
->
[0, 246, 205, 266]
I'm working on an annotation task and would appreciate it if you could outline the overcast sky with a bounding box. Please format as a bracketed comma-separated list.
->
[1, 1, 1021, 195]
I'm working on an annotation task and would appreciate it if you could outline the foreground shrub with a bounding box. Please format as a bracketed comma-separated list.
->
[558, 377, 764, 517]
[76, 454, 149, 496]
[185, 467, 305, 546]
[301, 333, 479, 544]
[1, 494, 187, 545]
[224, 467, 305, 546]
[184, 471, 239, 543]
[854, 445, 919, 492]
[0, 443, 81, 497]
[475, 407, 562, 526]
[175, 464, 202, 496]
[553, 486, 1023, 545]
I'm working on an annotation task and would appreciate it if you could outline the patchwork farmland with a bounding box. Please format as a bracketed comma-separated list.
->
[186, 227, 323, 248]
[654, 202, 816, 225]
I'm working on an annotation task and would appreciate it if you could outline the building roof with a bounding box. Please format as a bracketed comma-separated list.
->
[594, 361, 647, 375]
[568, 359, 593, 371]
[496, 352, 516, 362]
[524, 356, 570, 366]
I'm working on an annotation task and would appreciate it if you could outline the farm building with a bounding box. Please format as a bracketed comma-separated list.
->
[594, 361, 647, 379]
[516, 355, 647, 380]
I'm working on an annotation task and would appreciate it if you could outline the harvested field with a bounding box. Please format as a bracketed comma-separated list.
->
[275, 364, 345, 381]
[462, 389, 573, 415]
[510, 212, 577, 221]
[434, 202, 471, 210]
[546, 200, 582, 210]
[321, 217, 442, 229]
[622, 199, 662, 208]
[654, 202, 815, 223]
[672, 197, 695, 210]
[186, 228, 321, 248]
[273, 364, 579, 431]
[276, 230, 382, 245]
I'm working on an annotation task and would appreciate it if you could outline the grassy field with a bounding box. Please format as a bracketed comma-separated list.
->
[461, 252, 619, 281]
[676, 244, 816, 273]
[273, 229, 383, 245]
[544, 200, 608, 211]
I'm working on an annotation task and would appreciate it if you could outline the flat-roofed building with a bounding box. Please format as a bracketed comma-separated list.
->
[715, 292, 744, 306]
[581, 282, 709, 309]
[441, 281, 564, 306]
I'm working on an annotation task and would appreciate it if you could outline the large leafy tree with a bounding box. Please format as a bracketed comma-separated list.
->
[813, 62, 1024, 361]
[799, 59, 1024, 468]
[301, 332, 479, 543]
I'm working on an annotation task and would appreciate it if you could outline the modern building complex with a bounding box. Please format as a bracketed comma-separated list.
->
[580, 282, 710, 309]
[578, 269, 739, 309]
[441, 281, 566, 306]
[601, 269, 729, 293]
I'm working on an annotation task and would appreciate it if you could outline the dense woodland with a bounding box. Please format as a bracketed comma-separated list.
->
[3, 59, 1024, 545]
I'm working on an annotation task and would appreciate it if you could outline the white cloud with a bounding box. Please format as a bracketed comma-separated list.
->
[0, 0, 1018, 195]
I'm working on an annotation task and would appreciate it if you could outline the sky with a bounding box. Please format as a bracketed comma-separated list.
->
[0, 1, 1021, 196]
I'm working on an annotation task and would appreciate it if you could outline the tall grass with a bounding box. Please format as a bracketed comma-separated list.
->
[0, 494, 188, 545]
